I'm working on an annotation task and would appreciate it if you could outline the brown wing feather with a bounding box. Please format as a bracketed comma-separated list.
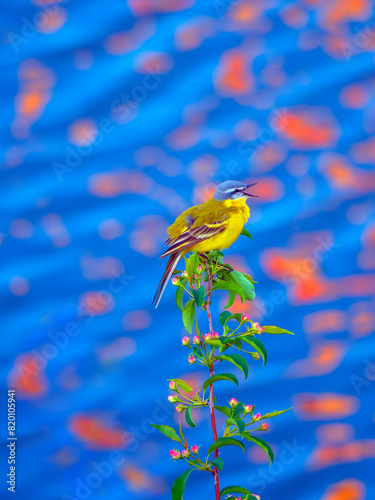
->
[160, 221, 226, 258]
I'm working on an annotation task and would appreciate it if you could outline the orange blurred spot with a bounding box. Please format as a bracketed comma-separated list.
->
[304, 309, 345, 335]
[8, 353, 48, 399]
[128, 0, 195, 16]
[120, 465, 167, 494]
[311, 440, 375, 470]
[175, 16, 216, 51]
[37, 7, 67, 34]
[88, 170, 154, 198]
[68, 118, 98, 146]
[280, 5, 309, 29]
[294, 393, 359, 420]
[122, 310, 152, 331]
[278, 107, 339, 149]
[12, 59, 56, 139]
[351, 136, 375, 164]
[340, 83, 370, 109]
[104, 19, 156, 55]
[79, 291, 115, 316]
[321, 479, 365, 500]
[215, 50, 253, 96]
[69, 414, 128, 450]
[285, 341, 346, 378]
[316, 423, 355, 444]
[165, 125, 201, 151]
[134, 51, 173, 74]
[322, 0, 371, 27]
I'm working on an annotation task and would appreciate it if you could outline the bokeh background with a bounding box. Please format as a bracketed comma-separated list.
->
[2, 0, 375, 499]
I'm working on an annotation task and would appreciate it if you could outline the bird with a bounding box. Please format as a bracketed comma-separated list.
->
[153, 180, 258, 308]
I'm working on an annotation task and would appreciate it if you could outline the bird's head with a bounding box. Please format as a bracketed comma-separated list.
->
[213, 181, 258, 201]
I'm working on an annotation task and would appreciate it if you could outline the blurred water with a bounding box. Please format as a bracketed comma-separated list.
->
[1, 1, 375, 499]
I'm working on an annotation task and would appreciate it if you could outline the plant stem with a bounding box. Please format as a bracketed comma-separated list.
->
[204, 259, 220, 500]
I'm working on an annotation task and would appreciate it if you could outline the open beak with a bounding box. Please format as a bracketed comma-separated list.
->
[243, 183, 259, 198]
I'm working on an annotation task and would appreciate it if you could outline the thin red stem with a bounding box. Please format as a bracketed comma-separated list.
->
[204, 259, 220, 500]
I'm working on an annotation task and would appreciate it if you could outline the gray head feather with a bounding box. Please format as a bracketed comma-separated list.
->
[213, 181, 249, 201]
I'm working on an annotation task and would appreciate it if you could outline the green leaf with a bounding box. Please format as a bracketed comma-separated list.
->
[150, 424, 181, 443]
[211, 457, 224, 471]
[242, 433, 274, 464]
[175, 285, 185, 312]
[241, 337, 268, 366]
[262, 325, 294, 335]
[228, 271, 256, 301]
[214, 405, 232, 418]
[215, 354, 249, 379]
[208, 437, 245, 456]
[211, 280, 246, 299]
[168, 379, 193, 393]
[186, 250, 199, 276]
[233, 401, 245, 418]
[226, 417, 245, 434]
[242, 272, 257, 284]
[219, 311, 232, 325]
[182, 299, 195, 334]
[203, 373, 239, 391]
[185, 405, 196, 428]
[223, 313, 243, 324]
[171, 469, 193, 500]
[240, 228, 253, 240]
[224, 291, 236, 309]
[221, 486, 253, 496]
[191, 286, 205, 307]
[260, 408, 291, 420]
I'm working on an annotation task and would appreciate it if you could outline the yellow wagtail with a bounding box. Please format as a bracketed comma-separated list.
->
[153, 180, 258, 308]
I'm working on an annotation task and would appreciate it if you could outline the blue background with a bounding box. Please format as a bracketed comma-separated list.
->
[1, 0, 375, 499]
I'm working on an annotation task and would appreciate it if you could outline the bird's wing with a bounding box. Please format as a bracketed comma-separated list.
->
[161, 217, 227, 258]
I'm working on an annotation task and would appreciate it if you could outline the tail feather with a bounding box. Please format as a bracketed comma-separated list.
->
[153, 253, 181, 309]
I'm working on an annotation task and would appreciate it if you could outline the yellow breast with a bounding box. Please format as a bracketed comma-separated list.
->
[194, 198, 250, 253]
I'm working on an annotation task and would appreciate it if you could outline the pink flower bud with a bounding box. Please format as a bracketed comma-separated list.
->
[188, 356, 195, 364]
[181, 449, 190, 458]
[242, 314, 250, 322]
[169, 381, 177, 391]
[257, 327, 264, 333]
[191, 445, 199, 454]
[244, 404, 254, 414]
[193, 336, 200, 345]
[170, 450, 181, 460]
[252, 322, 259, 329]
[211, 332, 219, 339]
[204, 333, 211, 341]
[259, 423, 268, 431]
[253, 495, 261, 500]
[182, 270, 188, 277]
[197, 265, 202, 273]
[176, 404, 185, 413]
[182, 336, 190, 346]
[253, 413, 261, 421]
[229, 398, 238, 408]
[168, 395, 179, 403]
[252, 353, 260, 360]
[171, 277, 179, 285]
